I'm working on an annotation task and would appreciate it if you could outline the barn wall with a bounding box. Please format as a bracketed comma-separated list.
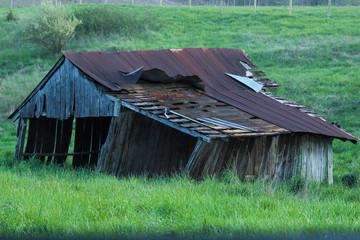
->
[301, 134, 333, 183]
[97, 111, 197, 177]
[17, 58, 119, 120]
[22, 117, 73, 164]
[18, 116, 112, 166]
[184, 133, 332, 183]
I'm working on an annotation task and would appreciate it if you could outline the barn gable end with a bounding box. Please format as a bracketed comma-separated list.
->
[11, 58, 119, 121]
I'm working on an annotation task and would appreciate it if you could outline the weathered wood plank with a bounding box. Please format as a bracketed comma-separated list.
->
[58, 116, 74, 165]
[327, 138, 333, 185]
[64, 58, 71, 119]
[301, 134, 309, 178]
[291, 134, 301, 178]
[24, 118, 39, 157]
[23, 151, 100, 157]
[74, 68, 82, 118]
[54, 119, 64, 164]
[54, 71, 62, 119]
[59, 65, 66, 119]
[69, 59, 75, 116]
[34, 91, 42, 118]
[83, 76, 91, 117]
[15, 119, 27, 160]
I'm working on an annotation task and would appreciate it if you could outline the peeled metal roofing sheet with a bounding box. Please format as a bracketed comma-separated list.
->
[62, 48, 358, 143]
[226, 73, 263, 92]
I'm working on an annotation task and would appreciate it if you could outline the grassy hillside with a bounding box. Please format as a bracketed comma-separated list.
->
[0, 4, 359, 237]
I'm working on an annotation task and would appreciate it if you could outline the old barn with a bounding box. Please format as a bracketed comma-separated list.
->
[9, 48, 358, 183]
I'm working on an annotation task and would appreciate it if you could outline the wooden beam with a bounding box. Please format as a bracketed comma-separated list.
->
[184, 138, 203, 173]
[23, 151, 100, 157]
[15, 119, 27, 160]
[121, 101, 211, 142]
[327, 138, 333, 184]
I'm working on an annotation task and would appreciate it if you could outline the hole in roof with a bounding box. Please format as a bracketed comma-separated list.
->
[173, 102, 184, 105]
[139, 69, 205, 90]
[189, 101, 197, 104]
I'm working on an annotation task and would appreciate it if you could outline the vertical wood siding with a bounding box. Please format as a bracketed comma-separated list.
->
[17, 58, 117, 120]
[97, 111, 197, 176]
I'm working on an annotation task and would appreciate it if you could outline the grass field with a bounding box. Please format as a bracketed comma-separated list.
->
[0, 4, 359, 237]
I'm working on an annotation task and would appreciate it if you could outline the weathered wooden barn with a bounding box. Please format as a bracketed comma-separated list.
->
[9, 48, 358, 183]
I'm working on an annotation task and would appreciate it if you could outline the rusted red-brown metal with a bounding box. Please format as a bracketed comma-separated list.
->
[62, 48, 358, 143]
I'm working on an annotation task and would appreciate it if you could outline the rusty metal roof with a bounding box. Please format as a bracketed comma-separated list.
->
[62, 48, 358, 143]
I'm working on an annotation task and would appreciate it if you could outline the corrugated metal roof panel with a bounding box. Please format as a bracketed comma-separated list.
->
[62, 48, 358, 143]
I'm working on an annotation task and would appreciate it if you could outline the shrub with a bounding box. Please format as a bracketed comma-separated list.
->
[341, 173, 358, 188]
[72, 5, 154, 36]
[6, 10, 17, 21]
[20, 5, 81, 54]
[288, 175, 306, 194]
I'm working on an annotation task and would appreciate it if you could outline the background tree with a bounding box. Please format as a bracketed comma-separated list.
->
[20, 5, 81, 54]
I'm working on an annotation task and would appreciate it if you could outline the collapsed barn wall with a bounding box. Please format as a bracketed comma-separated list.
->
[181, 133, 332, 182]
[97, 110, 197, 176]
[97, 112, 333, 182]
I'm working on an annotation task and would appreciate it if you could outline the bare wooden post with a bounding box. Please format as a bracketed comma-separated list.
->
[189, 0, 191, 8]
[15, 119, 27, 160]
[160, 0, 162, 6]
[289, 0, 293, 15]
[10, 0, 13, 8]
[328, 0, 331, 18]
[220, 0, 223, 11]
[132, 0, 134, 4]
[327, 139, 333, 184]
[79, 0, 82, 4]
[301, 134, 309, 178]
[105, 0, 108, 4]
[253, 0, 257, 13]
[33, 0, 36, 6]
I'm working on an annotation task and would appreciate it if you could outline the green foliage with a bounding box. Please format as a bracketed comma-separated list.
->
[341, 173, 358, 188]
[6, 10, 16, 21]
[288, 175, 306, 194]
[71, 5, 155, 36]
[0, 160, 360, 237]
[20, 5, 81, 54]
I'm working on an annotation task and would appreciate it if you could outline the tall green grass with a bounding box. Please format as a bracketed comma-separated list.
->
[1, 160, 360, 237]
